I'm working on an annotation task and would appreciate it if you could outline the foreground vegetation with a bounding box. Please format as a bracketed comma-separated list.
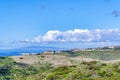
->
[1, 49, 120, 80]
[0, 56, 53, 80]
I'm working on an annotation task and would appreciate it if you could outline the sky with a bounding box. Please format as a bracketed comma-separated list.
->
[1, 0, 120, 49]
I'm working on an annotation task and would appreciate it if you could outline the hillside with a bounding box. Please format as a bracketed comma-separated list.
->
[0, 49, 120, 80]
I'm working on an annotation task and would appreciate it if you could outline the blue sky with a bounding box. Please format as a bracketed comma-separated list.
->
[1, 0, 120, 49]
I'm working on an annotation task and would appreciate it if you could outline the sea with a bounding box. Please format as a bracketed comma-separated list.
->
[0, 46, 68, 56]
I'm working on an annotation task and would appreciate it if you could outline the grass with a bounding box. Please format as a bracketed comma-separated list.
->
[56, 49, 120, 61]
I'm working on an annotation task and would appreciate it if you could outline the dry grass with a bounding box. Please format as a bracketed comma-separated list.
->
[12, 55, 72, 66]
[12, 53, 120, 67]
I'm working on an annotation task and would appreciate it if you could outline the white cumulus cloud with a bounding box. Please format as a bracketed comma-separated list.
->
[27, 29, 120, 43]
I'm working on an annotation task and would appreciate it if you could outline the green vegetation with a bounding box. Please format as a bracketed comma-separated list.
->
[0, 57, 53, 80]
[39, 61, 120, 80]
[57, 50, 120, 61]
[0, 57, 15, 80]
[1, 49, 120, 80]
[76, 50, 120, 61]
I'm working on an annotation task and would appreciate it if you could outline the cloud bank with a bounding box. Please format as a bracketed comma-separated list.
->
[24, 29, 120, 43]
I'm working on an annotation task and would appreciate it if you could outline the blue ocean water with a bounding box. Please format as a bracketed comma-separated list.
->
[0, 46, 68, 56]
